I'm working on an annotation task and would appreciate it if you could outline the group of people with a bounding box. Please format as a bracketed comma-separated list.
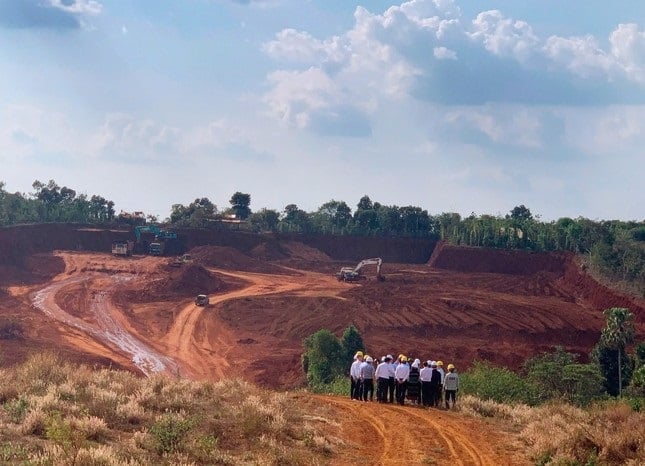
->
[350, 352, 459, 409]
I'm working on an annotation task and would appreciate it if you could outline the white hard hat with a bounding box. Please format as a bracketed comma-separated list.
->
[366, 356, 373, 363]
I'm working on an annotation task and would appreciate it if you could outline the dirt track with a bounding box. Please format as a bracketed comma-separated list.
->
[314, 395, 527, 465]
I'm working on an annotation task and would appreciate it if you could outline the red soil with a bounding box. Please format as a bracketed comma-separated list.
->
[0, 224, 643, 387]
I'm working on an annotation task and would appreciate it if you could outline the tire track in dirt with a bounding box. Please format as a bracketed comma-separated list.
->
[317, 395, 525, 466]
[31, 273, 176, 376]
[163, 268, 348, 380]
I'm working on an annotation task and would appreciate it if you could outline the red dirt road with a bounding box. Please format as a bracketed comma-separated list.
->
[309, 395, 528, 466]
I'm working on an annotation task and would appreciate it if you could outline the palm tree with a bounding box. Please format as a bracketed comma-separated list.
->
[600, 308, 635, 397]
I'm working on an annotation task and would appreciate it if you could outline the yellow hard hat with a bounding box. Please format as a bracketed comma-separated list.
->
[401, 356, 408, 362]
[355, 351, 363, 357]
[447, 364, 455, 370]
[437, 361, 444, 366]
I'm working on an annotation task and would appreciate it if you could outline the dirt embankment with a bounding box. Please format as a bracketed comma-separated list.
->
[189, 245, 292, 275]
[428, 242, 644, 326]
[428, 241, 567, 275]
[561, 258, 645, 329]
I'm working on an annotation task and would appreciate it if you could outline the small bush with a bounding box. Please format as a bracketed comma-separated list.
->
[460, 361, 540, 405]
[148, 414, 194, 454]
[310, 376, 351, 396]
[0, 320, 24, 340]
[4, 397, 29, 423]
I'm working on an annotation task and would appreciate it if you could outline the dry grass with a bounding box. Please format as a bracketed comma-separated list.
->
[457, 395, 645, 465]
[0, 353, 337, 465]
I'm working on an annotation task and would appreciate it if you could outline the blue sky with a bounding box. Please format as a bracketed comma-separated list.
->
[1, 0, 644, 221]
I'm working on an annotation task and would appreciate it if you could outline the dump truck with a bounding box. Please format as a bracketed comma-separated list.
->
[111, 240, 134, 256]
[149, 242, 165, 256]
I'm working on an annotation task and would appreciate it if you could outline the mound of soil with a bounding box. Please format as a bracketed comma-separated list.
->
[249, 241, 288, 261]
[189, 245, 290, 274]
[122, 264, 229, 302]
[428, 243, 567, 276]
[281, 241, 331, 262]
[0, 253, 65, 286]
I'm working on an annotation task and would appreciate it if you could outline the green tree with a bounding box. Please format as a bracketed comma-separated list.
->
[229, 192, 251, 220]
[339, 325, 364, 364]
[525, 347, 577, 399]
[595, 307, 635, 397]
[302, 329, 344, 385]
[170, 198, 216, 226]
[508, 205, 533, 222]
[281, 204, 311, 233]
[248, 208, 280, 232]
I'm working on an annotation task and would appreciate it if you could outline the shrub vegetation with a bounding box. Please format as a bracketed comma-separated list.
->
[0, 353, 337, 465]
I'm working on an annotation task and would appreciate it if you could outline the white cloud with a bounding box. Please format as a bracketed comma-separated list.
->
[543, 34, 617, 79]
[609, 23, 645, 83]
[0, 105, 79, 160]
[48, 0, 102, 16]
[262, 29, 346, 64]
[470, 10, 539, 62]
[444, 106, 544, 148]
[433, 46, 456, 59]
[263, 68, 337, 128]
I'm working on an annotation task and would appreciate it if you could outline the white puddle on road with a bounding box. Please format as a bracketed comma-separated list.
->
[31, 274, 177, 376]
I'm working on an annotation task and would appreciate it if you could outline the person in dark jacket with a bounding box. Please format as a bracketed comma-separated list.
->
[429, 361, 442, 407]
[406, 358, 421, 404]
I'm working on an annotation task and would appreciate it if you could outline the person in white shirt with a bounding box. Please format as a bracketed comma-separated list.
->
[375, 356, 391, 403]
[394, 356, 410, 405]
[387, 354, 396, 403]
[350, 351, 364, 400]
[419, 360, 433, 407]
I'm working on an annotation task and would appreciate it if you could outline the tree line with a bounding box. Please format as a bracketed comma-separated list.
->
[0, 180, 116, 225]
[1, 181, 642, 294]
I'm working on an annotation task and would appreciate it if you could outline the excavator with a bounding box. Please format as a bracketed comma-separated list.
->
[134, 225, 178, 256]
[336, 258, 384, 282]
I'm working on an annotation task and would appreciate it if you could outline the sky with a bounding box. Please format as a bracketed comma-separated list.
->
[1, 0, 644, 221]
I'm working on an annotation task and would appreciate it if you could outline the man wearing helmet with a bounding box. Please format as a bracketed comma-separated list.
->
[350, 351, 364, 400]
[360, 356, 375, 401]
[394, 355, 410, 405]
[443, 363, 459, 409]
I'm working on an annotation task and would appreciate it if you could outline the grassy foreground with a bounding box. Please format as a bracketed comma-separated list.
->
[457, 395, 645, 465]
[0, 354, 335, 465]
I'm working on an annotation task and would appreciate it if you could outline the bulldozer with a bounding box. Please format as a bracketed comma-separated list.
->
[336, 258, 384, 282]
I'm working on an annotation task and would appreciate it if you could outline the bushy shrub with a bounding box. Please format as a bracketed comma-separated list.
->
[460, 361, 540, 405]
[148, 414, 194, 454]
[309, 376, 351, 396]
[525, 348, 605, 405]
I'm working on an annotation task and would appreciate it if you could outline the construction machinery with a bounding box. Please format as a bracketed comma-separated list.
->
[169, 254, 192, 267]
[195, 294, 209, 306]
[148, 242, 165, 256]
[134, 225, 177, 242]
[134, 225, 177, 256]
[111, 240, 134, 256]
[336, 258, 384, 282]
